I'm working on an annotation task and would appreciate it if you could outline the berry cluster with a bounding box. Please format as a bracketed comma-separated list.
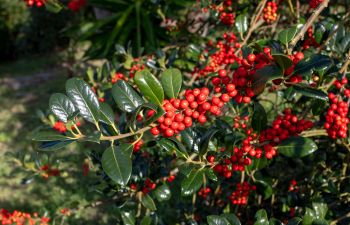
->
[24, 0, 45, 7]
[133, 140, 144, 153]
[198, 187, 212, 198]
[67, 0, 86, 12]
[273, 52, 305, 86]
[40, 164, 60, 179]
[288, 179, 299, 192]
[217, 0, 235, 26]
[129, 62, 145, 78]
[193, 32, 240, 77]
[141, 178, 157, 194]
[263, 1, 278, 24]
[229, 182, 256, 205]
[259, 108, 314, 158]
[111, 72, 128, 84]
[0, 209, 50, 225]
[53, 121, 67, 133]
[309, 0, 323, 9]
[302, 27, 320, 50]
[324, 93, 349, 139]
[60, 208, 71, 216]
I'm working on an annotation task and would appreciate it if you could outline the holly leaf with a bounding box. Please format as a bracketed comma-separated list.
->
[135, 70, 164, 105]
[112, 80, 144, 113]
[161, 68, 182, 98]
[49, 93, 77, 123]
[277, 136, 318, 158]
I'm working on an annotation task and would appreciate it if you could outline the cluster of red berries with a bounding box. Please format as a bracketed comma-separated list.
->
[217, 0, 235, 26]
[302, 27, 320, 50]
[40, 164, 60, 179]
[24, 0, 45, 7]
[53, 121, 67, 133]
[324, 93, 349, 139]
[111, 72, 128, 84]
[60, 208, 71, 216]
[273, 52, 305, 86]
[193, 32, 240, 77]
[198, 187, 212, 198]
[259, 108, 314, 158]
[263, 1, 278, 23]
[288, 179, 299, 192]
[133, 140, 144, 153]
[67, 0, 86, 12]
[229, 182, 256, 205]
[141, 179, 157, 194]
[82, 162, 90, 176]
[0, 209, 50, 225]
[309, 0, 323, 8]
[129, 61, 145, 78]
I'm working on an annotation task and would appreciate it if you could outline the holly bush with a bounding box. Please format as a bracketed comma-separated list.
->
[4, 0, 350, 224]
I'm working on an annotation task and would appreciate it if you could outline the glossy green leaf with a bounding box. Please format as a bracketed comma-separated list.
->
[39, 140, 75, 152]
[32, 131, 74, 142]
[235, 13, 248, 35]
[312, 219, 328, 225]
[252, 102, 267, 132]
[49, 93, 77, 123]
[45, 0, 63, 13]
[119, 143, 134, 158]
[277, 137, 318, 158]
[181, 169, 204, 196]
[135, 70, 164, 105]
[112, 80, 144, 113]
[269, 219, 283, 225]
[252, 65, 283, 94]
[181, 129, 200, 153]
[293, 55, 333, 77]
[140, 216, 152, 225]
[154, 184, 171, 201]
[141, 194, 157, 211]
[78, 131, 101, 143]
[121, 211, 135, 225]
[254, 209, 269, 225]
[302, 208, 315, 225]
[315, 23, 326, 44]
[66, 78, 100, 124]
[207, 215, 230, 225]
[222, 214, 241, 225]
[200, 128, 221, 155]
[272, 54, 293, 72]
[159, 138, 177, 153]
[292, 84, 328, 101]
[101, 146, 132, 186]
[205, 168, 218, 182]
[287, 218, 302, 225]
[312, 203, 327, 219]
[278, 26, 298, 45]
[99, 102, 115, 125]
[169, 137, 189, 158]
[161, 68, 182, 98]
[256, 180, 273, 200]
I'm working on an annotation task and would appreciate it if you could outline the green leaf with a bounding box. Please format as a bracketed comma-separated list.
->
[269, 219, 283, 225]
[293, 55, 333, 77]
[222, 214, 241, 225]
[101, 146, 132, 186]
[312, 219, 328, 225]
[121, 211, 135, 225]
[32, 131, 74, 141]
[207, 216, 231, 225]
[140, 216, 152, 225]
[181, 169, 204, 196]
[287, 218, 302, 225]
[112, 80, 144, 113]
[135, 70, 164, 105]
[252, 102, 267, 132]
[200, 128, 221, 155]
[252, 65, 283, 94]
[277, 137, 318, 158]
[292, 84, 328, 101]
[159, 138, 178, 153]
[254, 209, 269, 225]
[278, 26, 298, 45]
[302, 208, 315, 225]
[45, 0, 63, 13]
[235, 13, 248, 35]
[169, 137, 189, 158]
[256, 180, 273, 200]
[161, 68, 182, 98]
[314, 23, 326, 44]
[66, 78, 100, 124]
[312, 203, 327, 219]
[49, 93, 77, 123]
[154, 184, 171, 202]
[181, 129, 200, 153]
[99, 103, 115, 125]
[119, 143, 134, 158]
[141, 194, 157, 211]
[272, 54, 293, 72]
[39, 140, 75, 152]
[78, 131, 101, 143]
[205, 168, 218, 182]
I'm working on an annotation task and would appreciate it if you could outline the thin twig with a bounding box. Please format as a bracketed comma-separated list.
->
[289, 0, 330, 49]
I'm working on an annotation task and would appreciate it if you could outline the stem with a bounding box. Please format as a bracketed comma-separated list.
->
[289, 0, 330, 49]
[300, 129, 328, 137]
[99, 125, 152, 141]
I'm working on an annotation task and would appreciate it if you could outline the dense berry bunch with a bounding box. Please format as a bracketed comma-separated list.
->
[40, 164, 60, 179]
[0, 209, 50, 225]
[309, 0, 323, 8]
[302, 27, 320, 49]
[24, 0, 45, 7]
[259, 108, 314, 158]
[288, 179, 299, 192]
[67, 0, 86, 12]
[193, 32, 240, 77]
[133, 140, 144, 153]
[53, 121, 67, 133]
[229, 182, 256, 205]
[198, 187, 212, 198]
[324, 93, 349, 139]
[217, 0, 235, 26]
[263, 1, 278, 23]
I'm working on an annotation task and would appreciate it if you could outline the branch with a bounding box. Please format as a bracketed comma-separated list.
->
[289, 0, 330, 49]
[99, 125, 153, 141]
[330, 211, 350, 225]
[300, 129, 328, 137]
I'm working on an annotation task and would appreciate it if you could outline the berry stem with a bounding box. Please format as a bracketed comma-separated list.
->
[289, 0, 330, 49]
[300, 129, 328, 137]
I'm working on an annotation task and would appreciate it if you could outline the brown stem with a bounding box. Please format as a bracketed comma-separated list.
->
[289, 0, 330, 49]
